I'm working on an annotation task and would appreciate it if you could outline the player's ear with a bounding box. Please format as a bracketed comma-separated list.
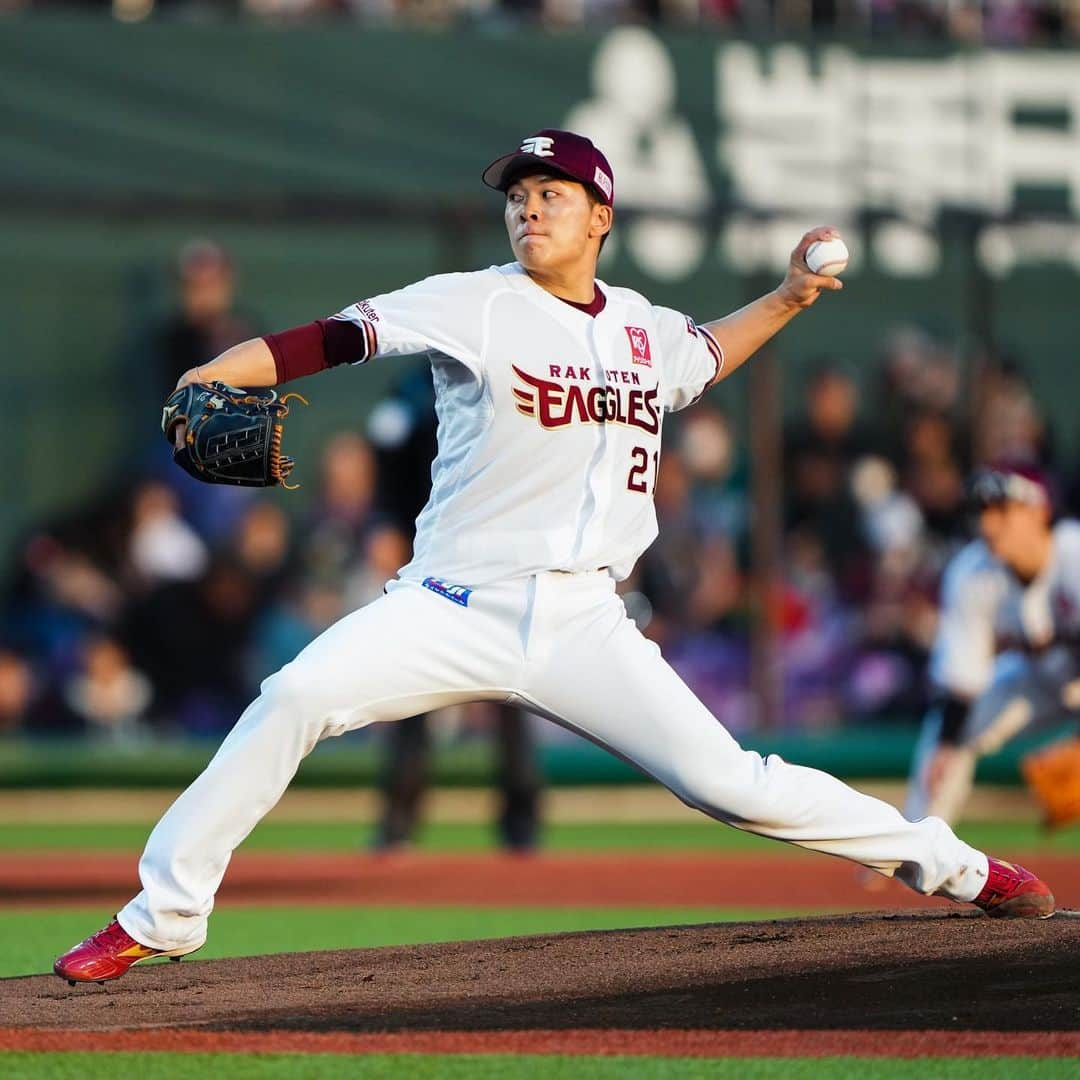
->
[590, 203, 613, 242]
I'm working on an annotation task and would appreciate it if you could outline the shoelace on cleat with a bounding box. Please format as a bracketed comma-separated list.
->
[84, 921, 135, 951]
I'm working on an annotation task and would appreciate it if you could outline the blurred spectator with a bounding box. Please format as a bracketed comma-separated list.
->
[0, 650, 34, 735]
[852, 456, 925, 562]
[367, 364, 438, 534]
[875, 327, 964, 466]
[849, 457, 937, 715]
[251, 579, 344, 680]
[784, 363, 873, 597]
[232, 499, 303, 679]
[1066, 465, 1080, 519]
[636, 439, 739, 645]
[128, 481, 209, 587]
[12, 0, 1076, 44]
[867, 329, 972, 553]
[60, 636, 152, 740]
[130, 239, 263, 543]
[122, 553, 259, 733]
[973, 363, 1051, 467]
[638, 448, 704, 643]
[304, 432, 378, 587]
[152, 240, 259, 405]
[678, 405, 748, 548]
[21, 535, 123, 630]
[345, 523, 412, 610]
[231, 500, 296, 600]
[901, 412, 968, 544]
[4, 496, 128, 675]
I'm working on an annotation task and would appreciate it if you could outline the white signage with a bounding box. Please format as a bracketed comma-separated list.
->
[567, 32, 1080, 279]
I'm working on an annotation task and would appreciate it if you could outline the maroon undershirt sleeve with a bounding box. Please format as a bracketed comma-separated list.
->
[263, 318, 373, 383]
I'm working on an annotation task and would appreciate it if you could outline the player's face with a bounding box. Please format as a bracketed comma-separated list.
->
[181, 263, 234, 324]
[978, 501, 1049, 570]
[504, 174, 608, 274]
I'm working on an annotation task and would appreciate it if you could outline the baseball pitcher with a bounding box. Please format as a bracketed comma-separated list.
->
[57, 130, 1054, 985]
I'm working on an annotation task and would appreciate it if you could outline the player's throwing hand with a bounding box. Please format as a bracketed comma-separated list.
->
[778, 227, 846, 309]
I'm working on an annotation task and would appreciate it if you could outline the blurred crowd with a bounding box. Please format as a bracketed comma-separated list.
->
[2, 239, 1079, 744]
[625, 329, 1080, 732]
[3, 0, 1079, 46]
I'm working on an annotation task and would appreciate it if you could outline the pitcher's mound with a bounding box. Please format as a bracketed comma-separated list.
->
[5, 911, 1078, 1034]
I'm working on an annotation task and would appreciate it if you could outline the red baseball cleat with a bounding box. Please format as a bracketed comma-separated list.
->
[972, 857, 1055, 918]
[53, 919, 199, 985]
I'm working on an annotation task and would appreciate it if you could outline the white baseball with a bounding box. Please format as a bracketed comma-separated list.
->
[805, 237, 849, 277]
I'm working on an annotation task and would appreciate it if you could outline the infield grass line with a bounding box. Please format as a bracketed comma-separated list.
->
[1, 1054, 1074, 1079]
[0, 820, 1076, 854]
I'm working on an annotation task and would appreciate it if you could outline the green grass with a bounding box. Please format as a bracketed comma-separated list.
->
[1, 1054, 1074, 1079]
[0, 820, 778, 853]
[1, 904, 805, 979]
[1, 819, 1078, 854]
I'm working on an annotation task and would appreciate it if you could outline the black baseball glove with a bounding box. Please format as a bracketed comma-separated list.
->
[161, 381, 307, 488]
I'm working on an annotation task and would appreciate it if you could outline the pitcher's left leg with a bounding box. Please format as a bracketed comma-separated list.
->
[904, 706, 978, 824]
[524, 591, 988, 903]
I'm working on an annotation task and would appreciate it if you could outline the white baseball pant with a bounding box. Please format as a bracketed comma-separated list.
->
[119, 571, 989, 951]
[906, 647, 1080, 823]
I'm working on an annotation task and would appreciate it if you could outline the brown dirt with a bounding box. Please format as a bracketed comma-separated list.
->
[4, 914, 1079, 1038]
[5, 855, 1078, 1058]
[4, 850, 1080, 911]
[2, 1027, 1078, 1058]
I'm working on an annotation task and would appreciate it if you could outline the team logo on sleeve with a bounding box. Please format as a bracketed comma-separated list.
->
[625, 327, 652, 367]
[356, 299, 380, 322]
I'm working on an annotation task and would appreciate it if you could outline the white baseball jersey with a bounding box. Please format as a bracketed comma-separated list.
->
[331, 262, 724, 586]
[930, 519, 1080, 699]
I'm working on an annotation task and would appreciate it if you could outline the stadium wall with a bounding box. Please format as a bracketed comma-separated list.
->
[2, 15, 1078, 560]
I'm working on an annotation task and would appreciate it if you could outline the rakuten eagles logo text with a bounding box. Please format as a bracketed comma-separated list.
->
[512, 366, 660, 433]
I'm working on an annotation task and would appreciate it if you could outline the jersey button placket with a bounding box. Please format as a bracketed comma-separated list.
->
[584, 316, 614, 551]
[564, 317, 603, 568]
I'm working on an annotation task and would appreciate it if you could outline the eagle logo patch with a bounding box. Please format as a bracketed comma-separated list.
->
[625, 326, 652, 367]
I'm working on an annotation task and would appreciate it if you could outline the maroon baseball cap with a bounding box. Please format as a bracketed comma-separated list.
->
[482, 129, 614, 206]
[968, 462, 1053, 510]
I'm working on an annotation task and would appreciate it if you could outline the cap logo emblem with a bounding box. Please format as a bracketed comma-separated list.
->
[520, 136, 555, 158]
[592, 166, 613, 200]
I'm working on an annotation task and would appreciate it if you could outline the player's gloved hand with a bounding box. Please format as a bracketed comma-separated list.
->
[1022, 736, 1080, 828]
[169, 368, 201, 448]
[777, 227, 845, 310]
[161, 381, 307, 488]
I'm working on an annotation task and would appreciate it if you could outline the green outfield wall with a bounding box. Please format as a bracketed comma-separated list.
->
[0, 725, 1069, 788]
[1, 16, 1078, 560]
